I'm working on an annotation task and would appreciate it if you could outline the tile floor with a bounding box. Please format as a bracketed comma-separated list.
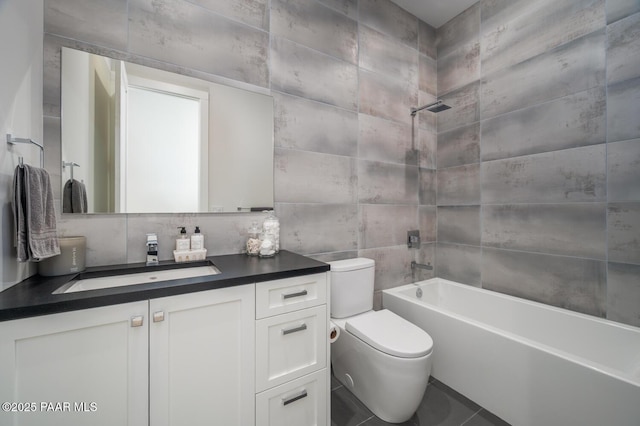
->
[331, 375, 511, 426]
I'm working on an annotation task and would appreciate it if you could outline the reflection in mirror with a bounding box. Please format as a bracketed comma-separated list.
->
[61, 47, 274, 214]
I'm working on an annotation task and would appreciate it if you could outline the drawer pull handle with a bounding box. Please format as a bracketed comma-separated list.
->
[282, 323, 307, 335]
[131, 316, 144, 327]
[282, 390, 308, 406]
[153, 311, 165, 323]
[282, 289, 308, 299]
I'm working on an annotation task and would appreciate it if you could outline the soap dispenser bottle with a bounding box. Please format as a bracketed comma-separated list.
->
[176, 227, 190, 251]
[191, 226, 204, 250]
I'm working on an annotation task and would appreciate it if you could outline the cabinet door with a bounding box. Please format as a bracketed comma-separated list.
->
[0, 301, 149, 426]
[150, 284, 255, 426]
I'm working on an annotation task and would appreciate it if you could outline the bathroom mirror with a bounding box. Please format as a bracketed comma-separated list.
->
[60, 47, 274, 214]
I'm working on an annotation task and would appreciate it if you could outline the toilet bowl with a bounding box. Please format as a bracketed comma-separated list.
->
[329, 258, 433, 423]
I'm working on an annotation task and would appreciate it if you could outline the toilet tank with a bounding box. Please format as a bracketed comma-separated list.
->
[329, 258, 375, 318]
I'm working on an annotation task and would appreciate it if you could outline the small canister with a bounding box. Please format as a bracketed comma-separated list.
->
[38, 236, 86, 276]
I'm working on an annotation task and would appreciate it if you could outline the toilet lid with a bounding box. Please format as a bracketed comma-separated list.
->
[345, 309, 433, 358]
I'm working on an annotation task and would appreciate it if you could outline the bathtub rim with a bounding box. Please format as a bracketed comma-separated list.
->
[382, 277, 640, 388]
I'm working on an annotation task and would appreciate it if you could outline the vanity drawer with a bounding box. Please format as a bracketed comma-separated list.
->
[256, 273, 327, 319]
[256, 369, 327, 426]
[256, 305, 327, 392]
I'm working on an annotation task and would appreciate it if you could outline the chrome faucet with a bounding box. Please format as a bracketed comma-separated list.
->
[411, 261, 433, 271]
[146, 233, 159, 266]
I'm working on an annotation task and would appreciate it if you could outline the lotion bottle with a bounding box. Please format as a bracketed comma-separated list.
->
[191, 226, 204, 250]
[176, 227, 190, 251]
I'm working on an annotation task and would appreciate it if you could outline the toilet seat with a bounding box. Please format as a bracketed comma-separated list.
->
[345, 309, 433, 358]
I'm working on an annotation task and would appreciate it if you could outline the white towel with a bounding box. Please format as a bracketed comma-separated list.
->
[12, 165, 60, 262]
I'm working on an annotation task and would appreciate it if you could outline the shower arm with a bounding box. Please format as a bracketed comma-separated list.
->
[410, 100, 443, 117]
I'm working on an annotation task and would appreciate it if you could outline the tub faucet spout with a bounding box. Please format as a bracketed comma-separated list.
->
[411, 261, 432, 271]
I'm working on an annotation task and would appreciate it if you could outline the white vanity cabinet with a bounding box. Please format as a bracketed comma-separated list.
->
[255, 273, 330, 426]
[149, 284, 255, 426]
[0, 301, 149, 426]
[0, 269, 329, 426]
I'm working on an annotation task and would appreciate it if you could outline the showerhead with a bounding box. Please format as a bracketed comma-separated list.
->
[410, 100, 452, 116]
[426, 103, 451, 113]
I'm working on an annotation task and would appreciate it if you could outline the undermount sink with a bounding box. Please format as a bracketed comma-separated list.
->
[53, 261, 221, 294]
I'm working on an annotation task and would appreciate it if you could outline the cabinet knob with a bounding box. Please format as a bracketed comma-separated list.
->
[282, 389, 308, 406]
[153, 311, 165, 323]
[131, 316, 144, 327]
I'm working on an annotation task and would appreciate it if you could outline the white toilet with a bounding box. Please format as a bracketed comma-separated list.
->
[329, 258, 433, 423]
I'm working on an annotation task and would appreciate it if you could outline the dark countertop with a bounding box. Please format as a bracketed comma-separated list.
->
[0, 250, 329, 322]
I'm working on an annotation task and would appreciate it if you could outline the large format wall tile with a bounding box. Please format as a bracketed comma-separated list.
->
[274, 148, 356, 204]
[359, 204, 417, 249]
[359, 69, 417, 125]
[129, 0, 269, 87]
[358, 0, 418, 49]
[607, 12, 640, 85]
[419, 206, 437, 242]
[435, 243, 481, 286]
[608, 202, 640, 264]
[481, 87, 606, 161]
[271, 0, 357, 64]
[437, 122, 480, 168]
[607, 262, 640, 326]
[56, 214, 128, 267]
[480, 30, 606, 120]
[277, 203, 358, 254]
[607, 0, 640, 23]
[358, 160, 419, 204]
[359, 114, 415, 165]
[45, 0, 128, 50]
[437, 2, 480, 59]
[481, 0, 605, 76]
[482, 144, 606, 204]
[318, 0, 357, 19]
[418, 21, 437, 60]
[359, 245, 422, 292]
[271, 36, 358, 110]
[419, 169, 437, 205]
[359, 25, 418, 85]
[482, 203, 607, 259]
[608, 139, 640, 202]
[273, 92, 358, 157]
[436, 164, 480, 206]
[437, 41, 480, 95]
[192, 0, 269, 30]
[437, 81, 480, 133]
[437, 206, 480, 245]
[419, 54, 437, 96]
[419, 129, 437, 170]
[482, 248, 606, 317]
[607, 76, 640, 143]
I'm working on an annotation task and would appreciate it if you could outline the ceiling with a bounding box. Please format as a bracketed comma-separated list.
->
[390, 0, 478, 28]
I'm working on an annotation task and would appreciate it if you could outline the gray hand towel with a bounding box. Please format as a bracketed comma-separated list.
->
[63, 179, 88, 213]
[12, 165, 60, 262]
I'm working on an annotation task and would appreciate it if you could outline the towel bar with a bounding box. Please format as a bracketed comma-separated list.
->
[6, 134, 44, 168]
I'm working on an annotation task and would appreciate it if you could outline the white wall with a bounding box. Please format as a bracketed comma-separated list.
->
[0, 0, 44, 290]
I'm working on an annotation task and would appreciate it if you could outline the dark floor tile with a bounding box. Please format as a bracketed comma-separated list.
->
[461, 409, 511, 426]
[361, 415, 417, 426]
[412, 380, 481, 426]
[331, 386, 374, 426]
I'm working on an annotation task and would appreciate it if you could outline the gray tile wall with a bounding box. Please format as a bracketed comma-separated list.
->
[42, 0, 437, 306]
[435, 0, 640, 327]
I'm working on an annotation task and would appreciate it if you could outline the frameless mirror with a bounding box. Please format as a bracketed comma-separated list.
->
[60, 47, 274, 214]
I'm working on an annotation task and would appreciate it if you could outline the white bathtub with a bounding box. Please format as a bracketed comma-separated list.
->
[382, 278, 640, 426]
